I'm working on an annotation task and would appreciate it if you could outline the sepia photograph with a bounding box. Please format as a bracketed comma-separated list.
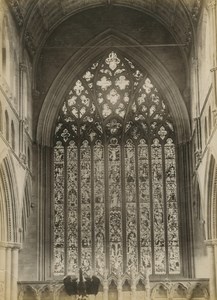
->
[0, 0, 216, 299]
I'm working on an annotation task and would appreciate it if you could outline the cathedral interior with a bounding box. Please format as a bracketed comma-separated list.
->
[0, 0, 217, 299]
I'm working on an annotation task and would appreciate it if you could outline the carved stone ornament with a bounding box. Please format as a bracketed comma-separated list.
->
[9, 0, 24, 26]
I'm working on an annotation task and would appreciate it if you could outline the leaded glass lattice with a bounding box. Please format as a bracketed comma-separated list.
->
[53, 143, 65, 275]
[67, 142, 78, 273]
[138, 139, 152, 272]
[125, 140, 138, 270]
[94, 141, 106, 274]
[108, 139, 123, 272]
[53, 50, 180, 277]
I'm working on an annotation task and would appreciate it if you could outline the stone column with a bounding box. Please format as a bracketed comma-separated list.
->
[208, 0, 217, 111]
[206, 241, 216, 300]
[5, 247, 12, 300]
[11, 247, 19, 300]
[0, 243, 7, 300]
[117, 277, 122, 300]
[36, 292, 41, 300]
[213, 240, 217, 297]
[208, 0, 217, 67]
[103, 282, 108, 300]
[131, 284, 136, 300]
[130, 268, 137, 300]
[0, 242, 20, 300]
[145, 269, 151, 300]
[18, 63, 26, 156]
[191, 58, 202, 151]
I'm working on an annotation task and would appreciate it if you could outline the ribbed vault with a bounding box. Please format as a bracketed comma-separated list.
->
[8, 0, 202, 58]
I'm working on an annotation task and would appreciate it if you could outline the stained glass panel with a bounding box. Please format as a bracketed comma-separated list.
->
[165, 138, 180, 274]
[108, 139, 123, 273]
[53, 143, 65, 275]
[53, 50, 180, 277]
[95, 52, 131, 119]
[151, 139, 166, 274]
[125, 140, 138, 270]
[80, 141, 92, 274]
[94, 141, 106, 275]
[138, 139, 152, 272]
[67, 142, 78, 273]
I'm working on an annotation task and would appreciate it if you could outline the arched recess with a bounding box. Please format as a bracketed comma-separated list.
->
[13, 50, 19, 109]
[0, 170, 7, 242]
[20, 174, 32, 243]
[36, 31, 190, 146]
[0, 154, 19, 242]
[2, 16, 11, 85]
[193, 178, 202, 220]
[35, 31, 194, 280]
[11, 120, 15, 150]
[5, 110, 9, 141]
[207, 154, 217, 240]
[192, 175, 206, 272]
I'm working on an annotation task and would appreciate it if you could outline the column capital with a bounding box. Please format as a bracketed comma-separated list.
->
[205, 239, 217, 246]
[103, 282, 108, 290]
[211, 66, 217, 72]
[0, 241, 21, 249]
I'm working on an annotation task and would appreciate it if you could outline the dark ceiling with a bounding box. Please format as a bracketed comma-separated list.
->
[8, 0, 202, 58]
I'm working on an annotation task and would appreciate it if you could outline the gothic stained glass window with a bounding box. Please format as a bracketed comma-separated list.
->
[53, 50, 180, 277]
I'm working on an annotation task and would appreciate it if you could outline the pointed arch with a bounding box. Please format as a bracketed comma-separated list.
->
[37, 31, 190, 146]
[13, 50, 19, 108]
[193, 180, 201, 219]
[5, 110, 9, 141]
[0, 154, 19, 242]
[0, 171, 7, 241]
[208, 106, 212, 136]
[2, 16, 11, 84]
[22, 285, 38, 300]
[20, 174, 32, 243]
[205, 116, 208, 142]
[207, 154, 217, 240]
[151, 283, 168, 299]
[27, 147, 31, 169]
[169, 282, 187, 298]
[190, 283, 209, 299]
[11, 120, 15, 150]
[51, 50, 181, 276]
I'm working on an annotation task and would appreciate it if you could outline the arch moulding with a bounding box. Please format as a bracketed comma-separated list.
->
[36, 31, 191, 146]
[0, 152, 19, 243]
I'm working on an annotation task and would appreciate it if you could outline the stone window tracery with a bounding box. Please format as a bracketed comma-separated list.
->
[53, 51, 180, 277]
